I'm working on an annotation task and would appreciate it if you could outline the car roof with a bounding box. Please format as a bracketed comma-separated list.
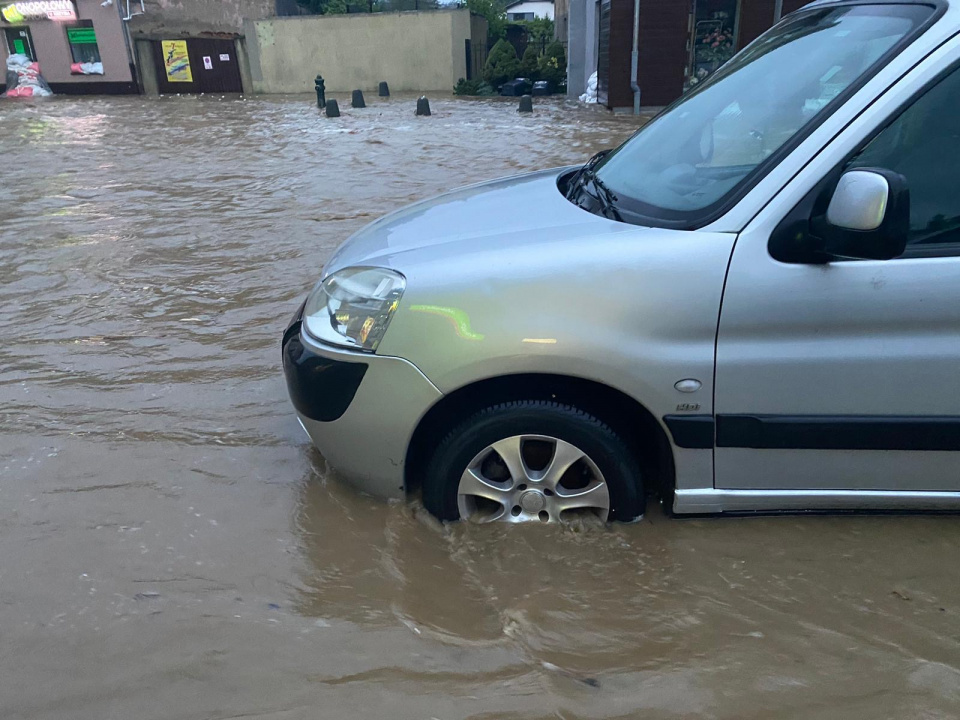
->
[799, 0, 949, 8]
[794, 0, 956, 28]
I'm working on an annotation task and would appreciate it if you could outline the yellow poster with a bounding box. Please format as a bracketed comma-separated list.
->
[161, 40, 192, 83]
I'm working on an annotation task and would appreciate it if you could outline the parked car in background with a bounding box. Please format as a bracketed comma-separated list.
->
[284, 0, 960, 523]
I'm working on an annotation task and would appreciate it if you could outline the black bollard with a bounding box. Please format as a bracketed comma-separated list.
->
[314, 74, 326, 108]
[325, 98, 340, 117]
[415, 96, 431, 116]
[352, 89, 365, 108]
[378, 81, 390, 97]
[518, 94, 533, 113]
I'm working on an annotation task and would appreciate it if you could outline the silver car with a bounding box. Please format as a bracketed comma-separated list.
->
[284, 0, 960, 523]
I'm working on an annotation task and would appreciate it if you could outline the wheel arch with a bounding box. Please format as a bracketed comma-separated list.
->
[405, 373, 676, 506]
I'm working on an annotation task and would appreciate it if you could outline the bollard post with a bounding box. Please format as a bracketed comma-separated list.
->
[314, 75, 326, 108]
[352, 89, 366, 108]
[378, 81, 390, 97]
[415, 96, 431, 116]
[518, 94, 533, 113]
[325, 98, 340, 117]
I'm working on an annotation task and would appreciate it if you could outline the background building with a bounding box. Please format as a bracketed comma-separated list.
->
[129, 0, 275, 94]
[568, 0, 809, 110]
[505, 0, 554, 21]
[0, 0, 137, 94]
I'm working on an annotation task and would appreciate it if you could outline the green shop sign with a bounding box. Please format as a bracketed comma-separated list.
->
[66, 26, 96, 44]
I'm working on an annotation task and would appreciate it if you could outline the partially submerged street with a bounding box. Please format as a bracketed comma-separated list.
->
[2, 95, 960, 719]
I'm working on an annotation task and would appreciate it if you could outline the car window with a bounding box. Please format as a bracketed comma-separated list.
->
[847, 64, 960, 258]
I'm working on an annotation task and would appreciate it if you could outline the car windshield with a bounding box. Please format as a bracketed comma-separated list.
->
[593, 3, 932, 226]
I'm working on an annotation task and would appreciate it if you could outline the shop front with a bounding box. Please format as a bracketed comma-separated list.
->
[0, 0, 136, 94]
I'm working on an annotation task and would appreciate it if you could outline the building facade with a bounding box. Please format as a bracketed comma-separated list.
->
[569, 0, 809, 110]
[505, 0, 554, 21]
[0, 0, 136, 93]
[128, 0, 275, 95]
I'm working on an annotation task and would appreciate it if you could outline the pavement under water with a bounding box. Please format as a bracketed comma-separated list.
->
[1, 93, 959, 720]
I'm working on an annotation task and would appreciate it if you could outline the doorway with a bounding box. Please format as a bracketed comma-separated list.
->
[686, 0, 740, 92]
[151, 38, 243, 94]
[4, 27, 36, 61]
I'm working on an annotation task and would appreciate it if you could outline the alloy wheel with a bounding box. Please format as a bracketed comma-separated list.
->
[456, 434, 611, 523]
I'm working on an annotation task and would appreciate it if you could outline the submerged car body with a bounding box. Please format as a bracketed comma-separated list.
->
[285, 0, 960, 520]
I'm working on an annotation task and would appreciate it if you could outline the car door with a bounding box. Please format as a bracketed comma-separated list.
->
[713, 38, 960, 504]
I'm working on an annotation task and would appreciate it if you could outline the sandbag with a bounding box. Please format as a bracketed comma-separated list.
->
[3, 53, 53, 98]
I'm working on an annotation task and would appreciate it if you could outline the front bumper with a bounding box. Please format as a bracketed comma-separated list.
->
[282, 303, 442, 499]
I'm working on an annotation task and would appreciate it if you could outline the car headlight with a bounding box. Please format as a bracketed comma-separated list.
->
[302, 267, 405, 352]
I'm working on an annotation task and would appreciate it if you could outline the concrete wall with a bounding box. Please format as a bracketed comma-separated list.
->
[0, 0, 133, 89]
[565, 0, 586, 98]
[127, 0, 275, 37]
[246, 9, 484, 94]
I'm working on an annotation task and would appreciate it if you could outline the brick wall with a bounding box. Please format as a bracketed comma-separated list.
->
[634, 0, 690, 107]
[737, 0, 809, 48]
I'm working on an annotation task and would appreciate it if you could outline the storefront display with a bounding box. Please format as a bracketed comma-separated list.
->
[0, 0, 135, 93]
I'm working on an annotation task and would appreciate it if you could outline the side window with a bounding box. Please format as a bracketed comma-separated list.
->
[847, 64, 960, 257]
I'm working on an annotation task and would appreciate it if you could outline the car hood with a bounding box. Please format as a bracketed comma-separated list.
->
[323, 168, 636, 275]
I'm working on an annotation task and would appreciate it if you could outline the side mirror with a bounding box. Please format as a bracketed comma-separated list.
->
[820, 168, 910, 260]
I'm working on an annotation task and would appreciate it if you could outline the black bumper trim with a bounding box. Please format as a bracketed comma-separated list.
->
[664, 415, 715, 449]
[282, 303, 367, 423]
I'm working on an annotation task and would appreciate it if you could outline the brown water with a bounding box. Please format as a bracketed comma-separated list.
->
[1, 94, 959, 720]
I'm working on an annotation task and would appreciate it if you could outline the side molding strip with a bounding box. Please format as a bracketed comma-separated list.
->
[664, 414, 960, 451]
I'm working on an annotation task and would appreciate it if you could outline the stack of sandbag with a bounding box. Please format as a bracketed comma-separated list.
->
[4, 53, 53, 98]
[579, 71, 598, 104]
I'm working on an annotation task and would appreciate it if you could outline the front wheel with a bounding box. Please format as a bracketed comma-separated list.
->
[422, 401, 645, 523]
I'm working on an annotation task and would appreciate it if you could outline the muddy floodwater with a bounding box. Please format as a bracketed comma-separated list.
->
[1, 94, 959, 720]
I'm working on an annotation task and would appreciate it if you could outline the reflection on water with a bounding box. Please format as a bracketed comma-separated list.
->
[0, 94, 958, 719]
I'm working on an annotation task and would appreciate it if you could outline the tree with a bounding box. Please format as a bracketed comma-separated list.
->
[519, 43, 539, 80]
[516, 17, 553, 48]
[467, 0, 507, 42]
[538, 39, 566, 89]
[483, 38, 520, 89]
[296, 0, 398, 12]
[384, 0, 440, 10]
[297, 0, 344, 12]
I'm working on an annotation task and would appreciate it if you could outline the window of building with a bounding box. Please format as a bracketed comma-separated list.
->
[4, 26, 36, 61]
[66, 20, 101, 66]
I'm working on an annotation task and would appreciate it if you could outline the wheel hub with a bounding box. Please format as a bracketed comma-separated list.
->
[519, 490, 546, 513]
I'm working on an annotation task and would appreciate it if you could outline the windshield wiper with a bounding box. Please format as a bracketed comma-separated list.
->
[566, 149, 623, 222]
[566, 149, 611, 198]
[571, 166, 622, 222]
[581, 172, 622, 222]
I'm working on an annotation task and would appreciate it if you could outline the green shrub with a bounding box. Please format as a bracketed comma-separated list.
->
[483, 39, 520, 89]
[453, 78, 495, 96]
[538, 40, 566, 89]
[519, 44, 540, 80]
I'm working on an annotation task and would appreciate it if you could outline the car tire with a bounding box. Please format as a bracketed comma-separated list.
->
[423, 400, 645, 523]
